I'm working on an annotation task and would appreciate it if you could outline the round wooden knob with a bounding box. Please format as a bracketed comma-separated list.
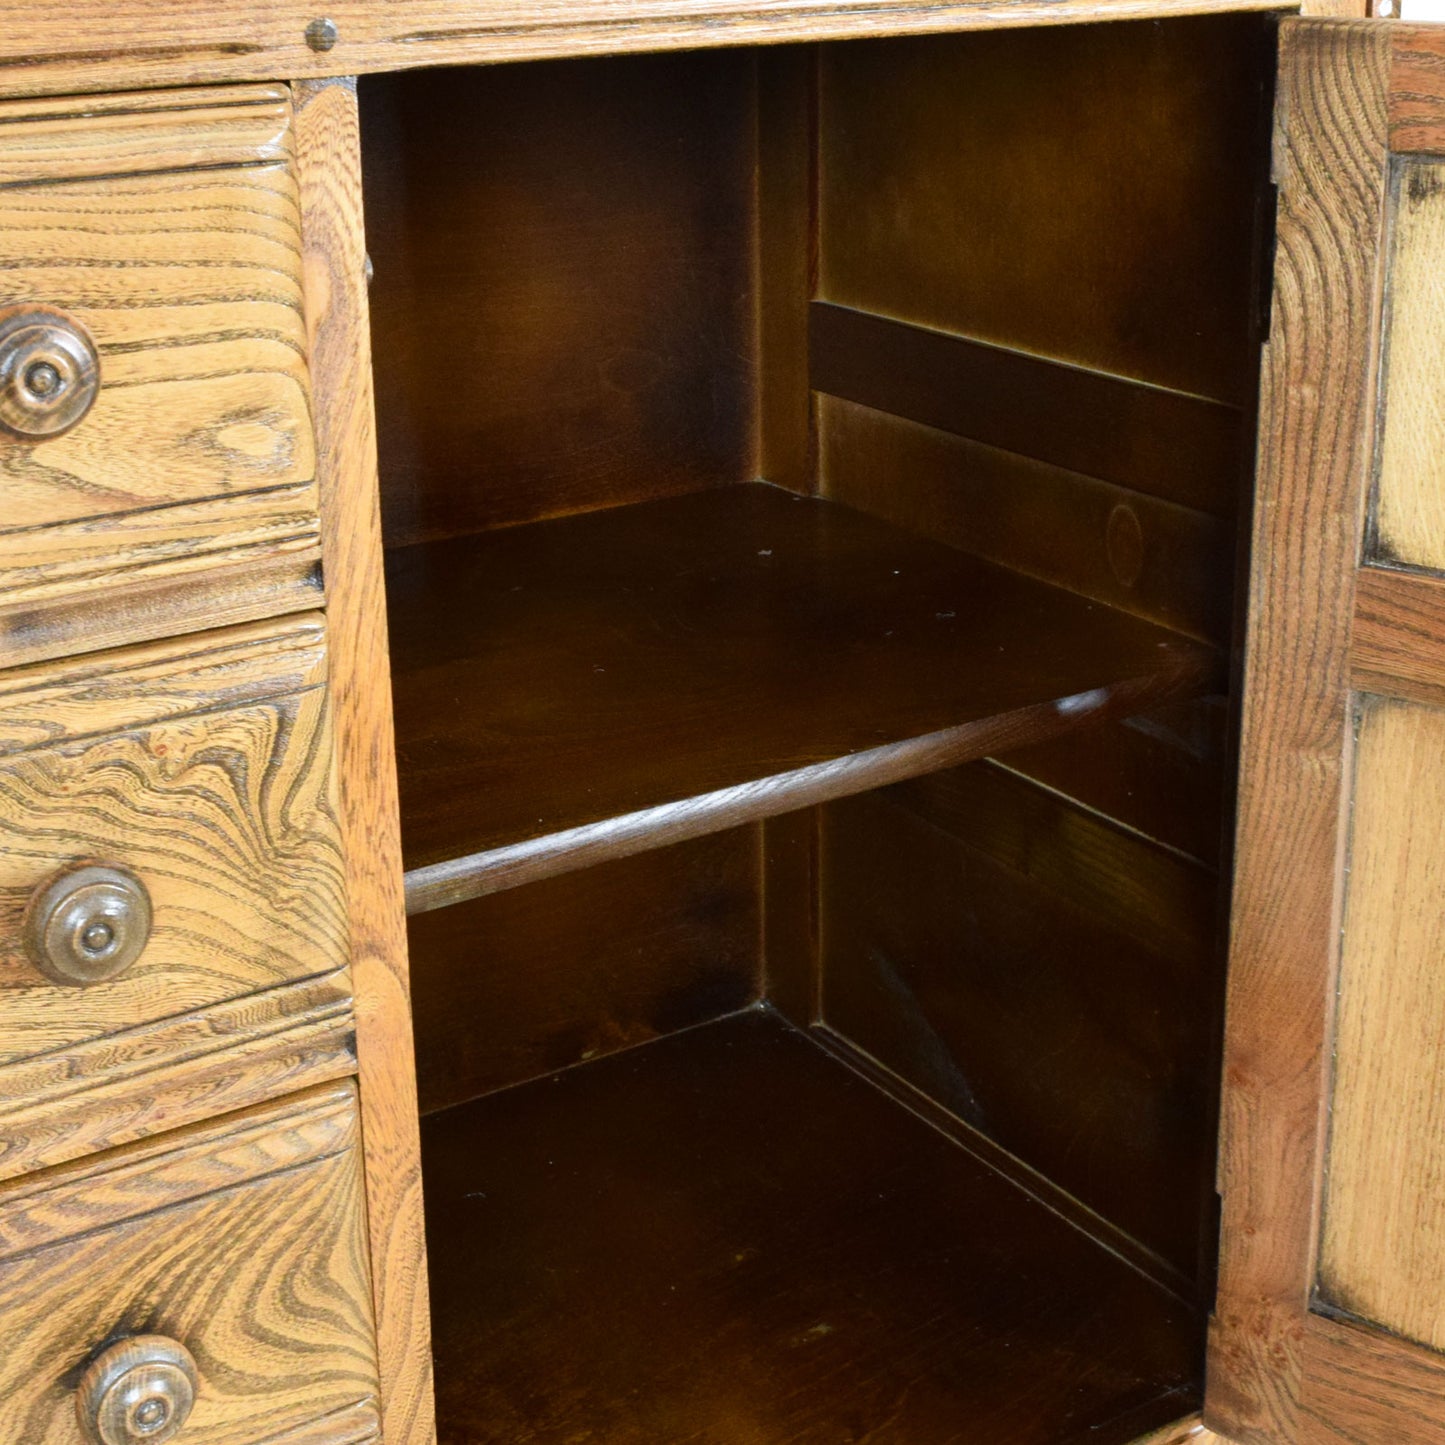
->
[24, 864, 152, 987]
[76, 1336, 198, 1445]
[0, 303, 100, 439]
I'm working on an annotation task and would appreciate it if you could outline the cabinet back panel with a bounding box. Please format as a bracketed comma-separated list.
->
[361, 53, 758, 548]
[821, 779, 1220, 1281]
[817, 15, 1274, 409]
[406, 827, 762, 1114]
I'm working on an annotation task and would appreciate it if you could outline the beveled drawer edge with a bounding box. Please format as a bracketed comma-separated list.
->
[0, 608, 329, 752]
[0, 551, 325, 672]
[0, 83, 293, 189]
[0, 968, 351, 1105]
[0, 1077, 359, 1259]
[0, 999, 356, 1184]
[258, 1397, 383, 1445]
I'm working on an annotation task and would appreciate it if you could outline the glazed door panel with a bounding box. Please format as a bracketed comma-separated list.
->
[1210, 19, 1445, 1445]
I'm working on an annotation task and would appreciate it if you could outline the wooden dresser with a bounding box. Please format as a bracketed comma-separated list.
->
[0, 5, 1438, 1445]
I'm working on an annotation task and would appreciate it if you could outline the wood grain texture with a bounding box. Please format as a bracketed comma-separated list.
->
[0, 1, 1308, 103]
[1351, 565, 1445, 699]
[362, 53, 756, 547]
[1390, 26, 1445, 154]
[0, 1081, 380, 1445]
[0, 85, 322, 658]
[818, 396, 1235, 644]
[422, 1008, 1200, 1445]
[0, 85, 291, 184]
[1208, 20, 1391, 1444]
[811, 303, 1247, 517]
[0, 614, 351, 1182]
[1300, 1313, 1445, 1445]
[816, 17, 1276, 407]
[1318, 696, 1445, 1350]
[407, 827, 761, 1114]
[1372, 159, 1445, 570]
[0, 552, 323, 672]
[293, 76, 435, 1445]
[388, 484, 1217, 913]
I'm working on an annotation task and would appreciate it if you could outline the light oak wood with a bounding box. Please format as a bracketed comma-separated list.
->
[1300, 1313, 1445, 1444]
[1351, 565, 1445, 702]
[294, 76, 435, 1445]
[1373, 160, 1445, 570]
[0, 0, 1349, 103]
[1390, 27, 1445, 154]
[1319, 695, 1445, 1350]
[0, 614, 352, 1182]
[0, 85, 321, 663]
[1208, 19, 1391, 1444]
[0, 553, 324, 672]
[0, 85, 291, 184]
[0, 1081, 380, 1445]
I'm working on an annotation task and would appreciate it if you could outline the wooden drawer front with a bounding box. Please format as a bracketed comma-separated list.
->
[0, 85, 322, 669]
[0, 615, 353, 1182]
[0, 1083, 381, 1445]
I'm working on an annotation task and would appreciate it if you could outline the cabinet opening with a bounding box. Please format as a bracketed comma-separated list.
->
[358, 14, 1275, 1441]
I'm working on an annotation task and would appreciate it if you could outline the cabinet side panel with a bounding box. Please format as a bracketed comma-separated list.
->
[293, 76, 436, 1445]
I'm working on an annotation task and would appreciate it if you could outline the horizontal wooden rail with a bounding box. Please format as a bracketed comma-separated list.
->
[809, 301, 1246, 515]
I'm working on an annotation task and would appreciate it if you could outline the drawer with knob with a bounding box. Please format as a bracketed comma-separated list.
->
[0, 1081, 381, 1445]
[0, 84, 324, 670]
[0, 613, 354, 1182]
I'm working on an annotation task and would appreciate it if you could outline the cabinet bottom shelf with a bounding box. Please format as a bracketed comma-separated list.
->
[421, 1008, 1200, 1444]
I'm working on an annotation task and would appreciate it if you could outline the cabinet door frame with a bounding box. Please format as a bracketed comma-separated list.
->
[1211, 18, 1445, 1444]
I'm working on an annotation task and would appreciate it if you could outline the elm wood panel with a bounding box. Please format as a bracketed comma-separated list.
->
[817, 16, 1277, 408]
[0, 85, 291, 185]
[0, 612, 326, 752]
[811, 306, 1247, 519]
[761, 808, 819, 1027]
[407, 828, 762, 1115]
[361, 54, 756, 547]
[387, 484, 1218, 911]
[1317, 697, 1445, 1350]
[757, 47, 817, 500]
[0, 981, 355, 1188]
[0, 554, 324, 674]
[0, 0, 1327, 103]
[1300, 1313, 1445, 1445]
[294, 76, 435, 1445]
[990, 697, 1229, 867]
[0, 102, 323, 646]
[1371, 159, 1445, 570]
[0, 658, 351, 1179]
[1351, 566, 1445, 699]
[1208, 21, 1392, 1444]
[421, 1008, 1201, 1445]
[820, 780, 1220, 1278]
[1390, 26, 1445, 154]
[0, 1081, 380, 1445]
[817, 396, 1235, 644]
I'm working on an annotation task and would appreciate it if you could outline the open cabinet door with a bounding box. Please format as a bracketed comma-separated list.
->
[1211, 16, 1445, 1445]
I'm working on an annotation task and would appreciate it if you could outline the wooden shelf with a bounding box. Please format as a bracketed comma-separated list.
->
[421, 1008, 1201, 1445]
[388, 484, 1216, 913]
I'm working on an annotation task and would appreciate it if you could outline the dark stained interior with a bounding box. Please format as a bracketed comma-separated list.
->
[360, 15, 1275, 1441]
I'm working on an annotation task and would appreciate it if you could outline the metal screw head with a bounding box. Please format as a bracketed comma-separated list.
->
[305, 16, 339, 50]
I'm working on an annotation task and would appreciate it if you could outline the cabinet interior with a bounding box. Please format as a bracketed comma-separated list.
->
[358, 14, 1276, 1441]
